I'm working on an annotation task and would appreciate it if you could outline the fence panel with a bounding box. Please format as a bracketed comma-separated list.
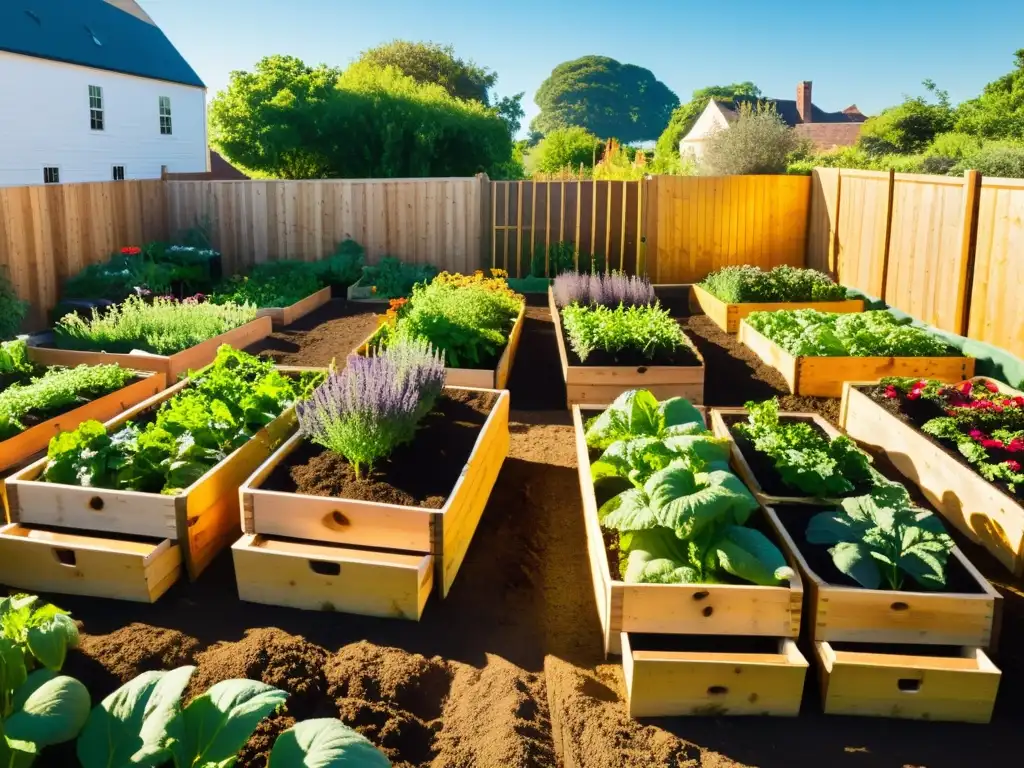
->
[0, 180, 167, 327]
[807, 168, 839, 277]
[167, 177, 486, 275]
[835, 169, 891, 297]
[967, 177, 1024, 359]
[649, 175, 810, 284]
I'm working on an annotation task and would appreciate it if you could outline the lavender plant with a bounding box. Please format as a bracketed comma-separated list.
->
[296, 338, 445, 479]
[553, 272, 655, 309]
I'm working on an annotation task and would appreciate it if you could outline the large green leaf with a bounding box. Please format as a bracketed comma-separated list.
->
[645, 468, 757, 539]
[76, 666, 196, 768]
[828, 541, 882, 589]
[5, 670, 91, 748]
[166, 679, 287, 768]
[584, 390, 661, 449]
[0, 739, 37, 768]
[661, 435, 731, 472]
[621, 528, 701, 584]
[708, 525, 794, 586]
[267, 719, 391, 767]
[657, 398, 704, 430]
[0, 636, 28, 697]
[597, 488, 659, 532]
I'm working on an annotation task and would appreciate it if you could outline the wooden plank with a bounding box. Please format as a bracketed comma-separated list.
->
[0, 371, 165, 474]
[737, 321, 799, 393]
[691, 283, 863, 334]
[622, 634, 807, 718]
[0, 523, 181, 603]
[232, 534, 433, 620]
[814, 642, 1000, 723]
[841, 382, 1024, 576]
[255, 286, 332, 327]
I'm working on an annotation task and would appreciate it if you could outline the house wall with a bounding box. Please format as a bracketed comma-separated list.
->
[0, 51, 206, 187]
[679, 101, 730, 160]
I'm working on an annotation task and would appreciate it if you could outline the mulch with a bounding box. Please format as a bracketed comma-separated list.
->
[25, 294, 1024, 768]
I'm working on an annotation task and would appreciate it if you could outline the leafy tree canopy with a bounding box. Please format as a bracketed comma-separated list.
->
[857, 80, 955, 155]
[700, 103, 798, 176]
[532, 56, 679, 144]
[954, 49, 1024, 140]
[654, 82, 761, 169]
[528, 126, 603, 174]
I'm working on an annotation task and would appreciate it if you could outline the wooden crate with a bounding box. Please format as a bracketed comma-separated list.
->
[622, 633, 808, 718]
[355, 304, 525, 390]
[4, 369, 304, 590]
[0, 523, 181, 603]
[841, 380, 1024, 576]
[814, 642, 1000, 723]
[572, 406, 803, 657]
[26, 316, 273, 381]
[235, 387, 510, 618]
[709, 407, 850, 504]
[256, 287, 331, 327]
[764, 506, 1001, 648]
[737, 320, 975, 399]
[691, 283, 864, 334]
[0, 371, 166, 475]
[550, 288, 704, 408]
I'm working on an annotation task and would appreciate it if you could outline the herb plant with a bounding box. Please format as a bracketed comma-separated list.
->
[211, 260, 323, 308]
[54, 296, 257, 356]
[0, 271, 28, 339]
[0, 340, 35, 379]
[42, 347, 321, 494]
[552, 271, 655, 309]
[297, 339, 445, 480]
[734, 398, 873, 497]
[700, 265, 848, 303]
[365, 256, 438, 299]
[806, 482, 954, 590]
[744, 309, 958, 358]
[561, 302, 691, 363]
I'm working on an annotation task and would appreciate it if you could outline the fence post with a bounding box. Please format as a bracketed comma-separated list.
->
[877, 169, 896, 301]
[957, 169, 982, 336]
[642, 177, 658, 281]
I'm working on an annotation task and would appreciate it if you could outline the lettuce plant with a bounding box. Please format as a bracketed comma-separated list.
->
[806, 482, 954, 590]
[734, 398, 873, 497]
[585, 389, 705, 450]
[561, 303, 690, 363]
[552, 272, 655, 308]
[700, 265, 848, 303]
[297, 339, 445, 479]
[268, 719, 390, 767]
[0, 594, 80, 673]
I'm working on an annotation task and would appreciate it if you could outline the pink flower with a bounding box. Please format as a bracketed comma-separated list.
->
[960, 382, 972, 397]
[969, 429, 984, 439]
[985, 380, 999, 393]
[884, 385, 898, 399]
[1005, 460, 1021, 472]
[906, 390, 920, 400]
[982, 439, 1004, 449]
[1014, 397, 1024, 407]
[1008, 439, 1024, 453]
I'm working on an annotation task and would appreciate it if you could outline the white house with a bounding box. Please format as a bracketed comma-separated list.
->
[680, 81, 867, 160]
[0, 0, 207, 187]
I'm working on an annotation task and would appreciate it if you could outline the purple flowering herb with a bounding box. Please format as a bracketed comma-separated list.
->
[552, 271, 655, 309]
[296, 337, 445, 480]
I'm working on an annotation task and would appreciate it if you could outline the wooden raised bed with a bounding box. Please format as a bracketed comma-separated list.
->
[738, 320, 975, 399]
[551, 288, 704, 408]
[345, 269, 375, 302]
[355, 303, 525, 390]
[256, 287, 331, 327]
[841, 380, 1024, 576]
[691, 283, 864, 334]
[572, 405, 807, 717]
[25, 316, 273, 381]
[0, 371, 165, 475]
[232, 387, 511, 620]
[0, 368, 307, 602]
[765, 504, 1002, 722]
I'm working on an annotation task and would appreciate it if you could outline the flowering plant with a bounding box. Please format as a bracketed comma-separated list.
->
[120, 246, 142, 256]
[296, 338, 445, 480]
[553, 271, 655, 309]
[882, 377, 1024, 492]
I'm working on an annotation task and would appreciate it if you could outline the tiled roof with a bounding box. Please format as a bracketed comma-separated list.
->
[0, 0, 204, 88]
[793, 122, 866, 150]
[719, 96, 866, 127]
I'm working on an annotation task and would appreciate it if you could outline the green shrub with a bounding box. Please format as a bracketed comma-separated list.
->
[955, 143, 1024, 177]
[0, 271, 28, 338]
[365, 257, 438, 299]
[314, 239, 365, 288]
[925, 132, 983, 159]
[700, 266, 847, 303]
[211, 260, 322, 308]
[528, 127, 603, 175]
[561, 303, 690, 362]
[700, 103, 798, 175]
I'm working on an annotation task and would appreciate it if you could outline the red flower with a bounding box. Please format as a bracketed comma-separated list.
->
[981, 438, 1004, 449]
[984, 380, 999, 393]
[960, 382, 972, 397]
[1008, 439, 1024, 453]
[969, 429, 984, 439]
[1005, 460, 1021, 473]
[906, 390, 920, 400]
[1014, 397, 1024, 407]
[884, 385, 898, 399]
[120, 246, 142, 256]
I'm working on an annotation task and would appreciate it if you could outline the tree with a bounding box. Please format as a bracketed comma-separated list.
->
[528, 126, 603, 174]
[653, 82, 761, 171]
[355, 40, 495, 103]
[954, 50, 1024, 140]
[857, 80, 955, 155]
[532, 56, 679, 144]
[700, 104, 798, 175]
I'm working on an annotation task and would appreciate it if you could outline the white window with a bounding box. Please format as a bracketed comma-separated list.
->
[112, 165, 125, 181]
[89, 85, 103, 130]
[159, 96, 172, 135]
[43, 167, 60, 184]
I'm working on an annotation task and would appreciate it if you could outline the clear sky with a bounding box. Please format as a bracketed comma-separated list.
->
[140, 0, 1024, 134]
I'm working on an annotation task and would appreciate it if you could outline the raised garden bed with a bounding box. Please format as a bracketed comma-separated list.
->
[255, 286, 332, 327]
[550, 287, 704, 407]
[26, 316, 273, 380]
[233, 387, 510, 620]
[841, 378, 1024, 576]
[738, 319, 974, 398]
[0, 357, 315, 602]
[572, 402, 807, 717]
[691, 283, 864, 334]
[766, 503, 1002, 722]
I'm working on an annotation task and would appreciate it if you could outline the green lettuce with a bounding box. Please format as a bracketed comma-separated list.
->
[584, 389, 705, 450]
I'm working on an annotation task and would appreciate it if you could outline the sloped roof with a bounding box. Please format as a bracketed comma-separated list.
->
[794, 122, 865, 150]
[719, 96, 866, 127]
[210, 151, 249, 180]
[0, 0, 204, 88]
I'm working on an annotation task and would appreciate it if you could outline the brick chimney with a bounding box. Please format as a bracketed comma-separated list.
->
[796, 81, 812, 123]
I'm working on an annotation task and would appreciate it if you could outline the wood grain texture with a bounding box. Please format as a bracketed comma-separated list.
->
[256, 286, 332, 327]
[691, 283, 863, 334]
[835, 170, 892, 297]
[807, 168, 840, 277]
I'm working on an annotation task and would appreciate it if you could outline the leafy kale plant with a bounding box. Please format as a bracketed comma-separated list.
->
[297, 338, 445, 479]
[54, 296, 258, 356]
[561, 302, 691, 363]
[806, 482, 954, 590]
[745, 309, 958, 358]
[734, 398, 873, 497]
[700, 265, 848, 303]
[552, 272, 655, 308]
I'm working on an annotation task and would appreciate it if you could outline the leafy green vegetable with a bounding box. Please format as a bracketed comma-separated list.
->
[2, 668, 91, 766]
[734, 398, 873, 497]
[806, 483, 954, 590]
[268, 719, 392, 767]
[365, 257, 438, 300]
[0, 340, 33, 378]
[584, 389, 705, 450]
[700, 265, 848, 303]
[0, 594, 79, 673]
[211, 260, 323, 308]
[313, 239, 365, 289]
[744, 309, 958, 358]
[560, 302, 692, 363]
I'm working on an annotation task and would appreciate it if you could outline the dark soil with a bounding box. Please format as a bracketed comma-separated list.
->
[20, 291, 1024, 768]
[264, 390, 497, 508]
[244, 298, 382, 366]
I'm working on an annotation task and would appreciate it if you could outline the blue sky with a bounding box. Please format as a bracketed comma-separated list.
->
[140, 0, 1024, 134]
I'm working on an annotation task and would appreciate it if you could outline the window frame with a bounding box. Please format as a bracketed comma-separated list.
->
[159, 96, 172, 135]
[112, 165, 125, 181]
[43, 166, 61, 184]
[89, 85, 104, 131]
